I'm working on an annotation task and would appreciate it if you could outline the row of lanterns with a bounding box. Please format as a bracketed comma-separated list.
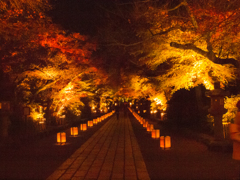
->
[56, 111, 115, 145]
[129, 108, 171, 150]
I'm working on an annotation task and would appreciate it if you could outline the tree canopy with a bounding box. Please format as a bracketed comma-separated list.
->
[1, 0, 240, 123]
[0, 0, 110, 120]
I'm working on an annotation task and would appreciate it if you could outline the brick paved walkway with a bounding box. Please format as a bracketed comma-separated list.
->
[47, 113, 150, 180]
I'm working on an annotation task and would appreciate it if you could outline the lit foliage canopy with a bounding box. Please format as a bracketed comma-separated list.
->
[0, 0, 109, 120]
[116, 75, 167, 110]
[128, 0, 240, 94]
[223, 95, 240, 122]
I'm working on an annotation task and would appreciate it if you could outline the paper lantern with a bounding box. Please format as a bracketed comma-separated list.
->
[57, 132, 66, 145]
[155, 129, 160, 138]
[160, 136, 165, 149]
[160, 136, 171, 149]
[143, 121, 148, 128]
[147, 124, 151, 132]
[165, 136, 171, 149]
[143, 122, 146, 128]
[152, 129, 160, 139]
[83, 124, 87, 130]
[80, 124, 87, 131]
[88, 121, 93, 127]
[151, 130, 156, 138]
[145, 121, 148, 128]
[150, 124, 154, 131]
[70, 127, 78, 136]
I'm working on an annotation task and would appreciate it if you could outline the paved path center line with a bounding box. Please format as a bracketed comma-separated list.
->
[47, 113, 150, 180]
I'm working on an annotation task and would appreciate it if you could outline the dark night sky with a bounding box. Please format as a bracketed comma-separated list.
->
[48, 0, 115, 36]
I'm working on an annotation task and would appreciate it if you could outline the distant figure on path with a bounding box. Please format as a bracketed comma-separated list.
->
[229, 100, 240, 179]
[115, 104, 119, 120]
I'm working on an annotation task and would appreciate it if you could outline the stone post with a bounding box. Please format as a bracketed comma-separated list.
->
[205, 82, 228, 141]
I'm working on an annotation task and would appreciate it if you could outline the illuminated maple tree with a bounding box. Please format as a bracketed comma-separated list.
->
[15, 49, 107, 119]
[0, 0, 109, 122]
[128, 0, 240, 95]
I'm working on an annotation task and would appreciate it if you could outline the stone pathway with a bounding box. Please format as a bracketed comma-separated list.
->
[47, 113, 150, 180]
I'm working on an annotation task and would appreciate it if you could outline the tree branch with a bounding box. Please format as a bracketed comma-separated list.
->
[170, 42, 239, 67]
[170, 42, 208, 57]
[182, 0, 198, 29]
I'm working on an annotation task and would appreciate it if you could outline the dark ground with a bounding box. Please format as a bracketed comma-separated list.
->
[0, 110, 239, 180]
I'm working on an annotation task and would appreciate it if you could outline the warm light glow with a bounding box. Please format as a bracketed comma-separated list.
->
[80, 124, 87, 131]
[155, 129, 160, 138]
[165, 136, 171, 149]
[29, 105, 45, 121]
[147, 124, 154, 131]
[147, 124, 151, 132]
[154, 98, 162, 105]
[160, 136, 171, 149]
[57, 132, 66, 145]
[223, 95, 240, 123]
[143, 121, 148, 128]
[151, 130, 156, 138]
[70, 127, 78, 136]
[88, 121, 93, 127]
[160, 136, 165, 149]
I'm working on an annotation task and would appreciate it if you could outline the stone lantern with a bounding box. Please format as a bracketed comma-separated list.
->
[205, 82, 229, 141]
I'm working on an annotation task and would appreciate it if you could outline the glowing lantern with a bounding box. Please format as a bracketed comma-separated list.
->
[147, 124, 151, 131]
[143, 121, 148, 128]
[57, 132, 66, 145]
[70, 127, 78, 136]
[160, 136, 171, 149]
[165, 136, 171, 149]
[160, 136, 165, 149]
[151, 130, 156, 138]
[147, 124, 153, 132]
[143, 121, 146, 128]
[150, 124, 154, 131]
[80, 124, 87, 131]
[155, 129, 160, 138]
[152, 129, 160, 139]
[88, 121, 93, 127]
